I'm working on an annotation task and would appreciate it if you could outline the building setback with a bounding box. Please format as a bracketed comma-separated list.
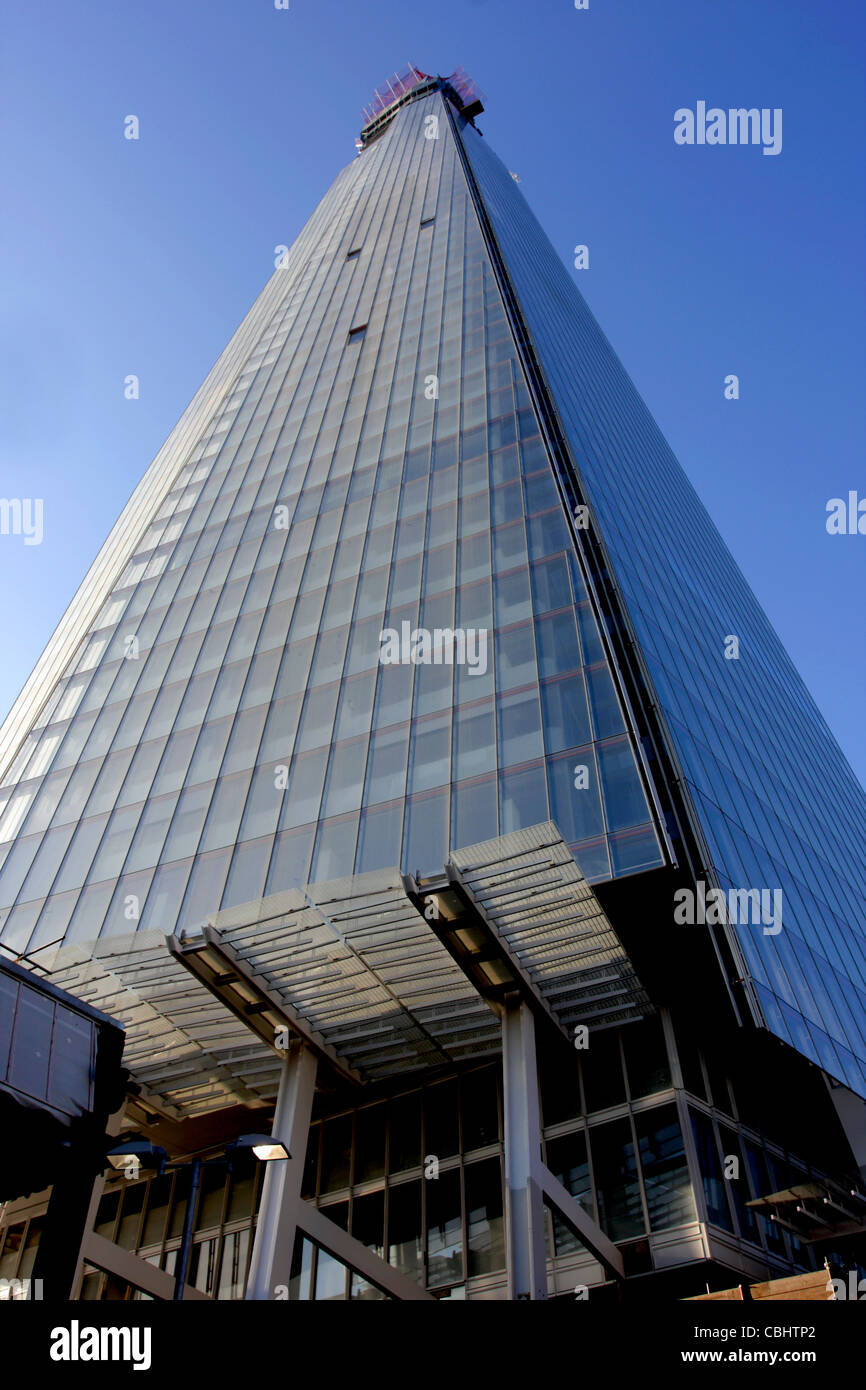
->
[0, 67, 864, 1302]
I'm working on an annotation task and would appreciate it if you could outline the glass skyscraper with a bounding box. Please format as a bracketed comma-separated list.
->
[1, 67, 864, 1303]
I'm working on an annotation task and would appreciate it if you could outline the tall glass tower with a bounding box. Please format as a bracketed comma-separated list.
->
[1, 68, 864, 1303]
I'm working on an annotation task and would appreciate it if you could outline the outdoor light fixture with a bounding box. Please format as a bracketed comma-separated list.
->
[226, 1134, 290, 1163]
[105, 1137, 168, 1172]
[103, 1131, 288, 1300]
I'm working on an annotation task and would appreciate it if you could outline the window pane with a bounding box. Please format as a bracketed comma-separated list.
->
[597, 739, 650, 832]
[498, 689, 543, 765]
[387, 1181, 423, 1281]
[320, 1115, 353, 1193]
[389, 1092, 422, 1173]
[582, 1028, 626, 1112]
[541, 676, 591, 753]
[461, 1067, 499, 1152]
[590, 1117, 644, 1241]
[426, 1169, 463, 1288]
[690, 1110, 733, 1231]
[452, 777, 498, 851]
[408, 714, 450, 793]
[547, 752, 604, 844]
[404, 792, 447, 877]
[355, 1106, 386, 1183]
[546, 1130, 592, 1256]
[465, 1158, 505, 1276]
[634, 1105, 696, 1231]
[424, 1080, 459, 1160]
[622, 1016, 671, 1099]
[718, 1124, 760, 1243]
[500, 764, 548, 834]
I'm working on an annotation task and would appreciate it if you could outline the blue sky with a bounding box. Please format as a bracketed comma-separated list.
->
[2, 0, 864, 783]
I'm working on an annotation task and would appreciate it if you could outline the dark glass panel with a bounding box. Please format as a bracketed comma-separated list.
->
[460, 1066, 499, 1151]
[388, 1092, 422, 1174]
[320, 1114, 353, 1193]
[426, 1168, 463, 1287]
[621, 1016, 671, 1099]
[387, 1180, 423, 1281]
[634, 1105, 696, 1230]
[690, 1110, 733, 1232]
[355, 1104, 387, 1183]
[424, 1079, 460, 1160]
[465, 1158, 505, 1276]
[581, 1027, 626, 1114]
[590, 1117, 644, 1241]
[546, 1129, 592, 1256]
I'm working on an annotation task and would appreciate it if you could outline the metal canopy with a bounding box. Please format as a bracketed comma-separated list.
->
[182, 868, 501, 1083]
[447, 823, 652, 1033]
[42, 823, 649, 1118]
[46, 933, 283, 1120]
[746, 1181, 866, 1242]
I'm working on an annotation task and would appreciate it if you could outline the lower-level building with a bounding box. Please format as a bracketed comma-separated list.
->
[2, 824, 864, 1301]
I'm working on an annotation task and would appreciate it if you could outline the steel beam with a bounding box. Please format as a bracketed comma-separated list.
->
[536, 1164, 624, 1279]
[293, 1201, 433, 1301]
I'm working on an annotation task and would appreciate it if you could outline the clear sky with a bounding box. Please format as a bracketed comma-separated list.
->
[2, 0, 864, 784]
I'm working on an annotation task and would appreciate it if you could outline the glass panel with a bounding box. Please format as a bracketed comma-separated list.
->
[621, 1016, 671, 1099]
[499, 764, 548, 834]
[8, 987, 53, 1100]
[424, 1080, 459, 1160]
[217, 1228, 250, 1300]
[388, 1092, 422, 1173]
[718, 1124, 761, 1244]
[426, 1169, 463, 1288]
[288, 1234, 314, 1300]
[590, 1117, 644, 1240]
[404, 792, 447, 878]
[634, 1105, 696, 1231]
[314, 1246, 348, 1301]
[355, 1105, 386, 1183]
[190, 1237, 218, 1296]
[351, 1190, 385, 1257]
[320, 1115, 353, 1193]
[597, 739, 651, 833]
[387, 1180, 423, 1281]
[465, 1158, 505, 1276]
[581, 1028, 626, 1113]
[546, 1130, 592, 1256]
[460, 1067, 499, 1152]
[197, 1166, 227, 1231]
[498, 688, 543, 765]
[116, 1183, 145, 1250]
[140, 1175, 173, 1246]
[690, 1110, 733, 1232]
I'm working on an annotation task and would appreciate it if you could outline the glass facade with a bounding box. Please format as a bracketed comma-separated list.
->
[45, 1015, 844, 1301]
[0, 86, 663, 977]
[1, 69, 863, 1306]
[459, 109, 866, 1097]
[0, 73, 862, 1306]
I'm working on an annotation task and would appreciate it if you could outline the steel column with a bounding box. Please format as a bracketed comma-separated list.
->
[501, 997, 548, 1300]
[245, 1045, 317, 1299]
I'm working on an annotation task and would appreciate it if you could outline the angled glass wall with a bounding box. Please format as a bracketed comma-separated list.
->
[459, 110, 866, 1097]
